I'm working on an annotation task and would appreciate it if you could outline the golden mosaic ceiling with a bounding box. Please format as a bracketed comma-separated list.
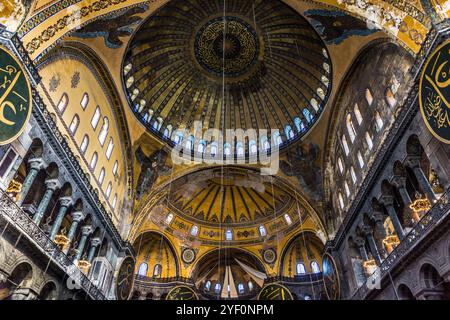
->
[138, 167, 319, 246]
[167, 169, 293, 226]
[123, 0, 332, 154]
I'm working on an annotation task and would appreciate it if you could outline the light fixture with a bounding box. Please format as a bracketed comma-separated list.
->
[363, 259, 377, 276]
[54, 234, 69, 250]
[382, 235, 400, 254]
[409, 195, 431, 222]
[78, 260, 92, 274]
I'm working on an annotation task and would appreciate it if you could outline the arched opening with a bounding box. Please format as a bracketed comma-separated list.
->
[38, 282, 57, 300]
[6, 263, 34, 300]
[132, 232, 179, 280]
[397, 284, 415, 300]
[419, 264, 450, 300]
[192, 249, 266, 300]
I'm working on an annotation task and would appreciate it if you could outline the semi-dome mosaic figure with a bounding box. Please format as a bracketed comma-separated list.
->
[0, 0, 449, 304]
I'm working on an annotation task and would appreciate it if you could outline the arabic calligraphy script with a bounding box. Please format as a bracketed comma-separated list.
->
[420, 40, 450, 143]
[0, 46, 32, 145]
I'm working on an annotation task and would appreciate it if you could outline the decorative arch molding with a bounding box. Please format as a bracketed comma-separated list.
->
[278, 230, 325, 276]
[19, 0, 431, 60]
[132, 230, 181, 277]
[36, 42, 134, 201]
[189, 247, 267, 280]
[128, 165, 327, 243]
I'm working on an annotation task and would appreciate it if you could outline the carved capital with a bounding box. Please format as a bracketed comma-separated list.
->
[28, 157, 45, 170]
[359, 224, 373, 237]
[369, 210, 385, 223]
[405, 156, 421, 169]
[353, 236, 366, 247]
[71, 211, 85, 222]
[81, 225, 93, 236]
[379, 195, 394, 207]
[59, 196, 73, 208]
[90, 237, 102, 247]
[391, 175, 407, 189]
[44, 179, 60, 191]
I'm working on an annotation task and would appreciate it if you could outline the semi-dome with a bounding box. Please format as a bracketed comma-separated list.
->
[123, 0, 332, 157]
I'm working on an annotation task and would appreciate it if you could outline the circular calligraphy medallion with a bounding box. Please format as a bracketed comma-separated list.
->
[166, 285, 198, 300]
[116, 256, 135, 300]
[322, 253, 340, 300]
[262, 249, 276, 264]
[257, 284, 293, 300]
[419, 39, 450, 144]
[0, 46, 32, 145]
[194, 16, 259, 77]
[182, 248, 196, 264]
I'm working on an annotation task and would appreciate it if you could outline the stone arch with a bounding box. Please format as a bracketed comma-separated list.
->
[406, 135, 424, 156]
[132, 231, 180, 278]
[397, 283, 416, 300]
[279, 231, 325, 277]
[7, 261, 34, 300]
[37, 281, 58, 300]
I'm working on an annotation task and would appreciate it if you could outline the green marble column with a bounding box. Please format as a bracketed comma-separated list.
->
[33, 179, 59, 225]
[18, 158, 44, 206]
[75, 225, 93, 261]
[50, 197, 73, 240]
[87, 237, 102, 263]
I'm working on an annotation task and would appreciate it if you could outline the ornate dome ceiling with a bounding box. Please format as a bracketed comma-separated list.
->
[167, 169, 293, 226]
[141, 167, 319, 246]
[123, 0, 332, 156]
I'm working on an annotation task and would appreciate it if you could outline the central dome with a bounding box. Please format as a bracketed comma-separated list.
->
[194, 16, 259, 77]
[123, 0, 332, 157]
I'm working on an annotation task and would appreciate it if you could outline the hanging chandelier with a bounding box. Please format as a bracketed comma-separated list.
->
[409, 194, 431, 222]
[382, 235, 400, 254]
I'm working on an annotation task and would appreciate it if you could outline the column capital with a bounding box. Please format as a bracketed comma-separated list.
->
[44, 179, 60, 191]
[369, 210, 385, 223]
[405, 156, 421, 168]
[353, 236, 366, 247]
[28, 157, 45, 170]
[59, 196, 73, 208]
[71, 211, 85, 222]
[81, 225, 93, 236]
[90, 237, 102, 247]
[359, 225, 374, 237]
[391, 175, 407, 189]
[379, 195, 394, 207]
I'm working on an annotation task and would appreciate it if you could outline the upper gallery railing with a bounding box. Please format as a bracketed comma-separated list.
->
[0, 190, 105, 300]
[351, 188, 450, 300]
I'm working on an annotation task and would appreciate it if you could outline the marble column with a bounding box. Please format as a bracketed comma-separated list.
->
[87, 237, 102, 263]
[361, 225, 382, 265]
[354, 236, 369, 261]
[75, 225, 93, 261]
[64, 211, 85, 253]
[380, 195, 405, 240]
[391, 176, 420, 222]
[50, 197, 73, 240]
[18, 158, 45, 206]
[406, 157, 436, 203]
[368, 210, 388, 259]
[33, 179, 60, 225]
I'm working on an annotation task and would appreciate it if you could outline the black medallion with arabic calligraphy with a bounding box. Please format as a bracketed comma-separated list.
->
[419, 40, 450, 144]
[166, 285, 198, 300]
[0, 46, 32, 145]
[257, 284, 293, 300]
[116, 256, 135, 300]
